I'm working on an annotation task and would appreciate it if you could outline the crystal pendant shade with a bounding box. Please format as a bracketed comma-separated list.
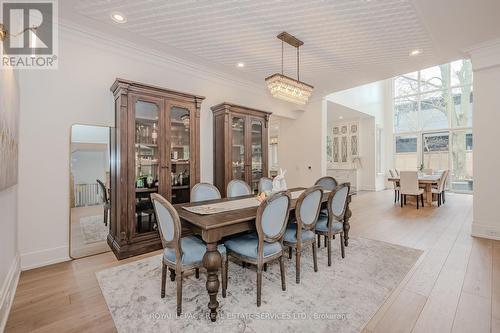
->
[265, 73, 314, 105]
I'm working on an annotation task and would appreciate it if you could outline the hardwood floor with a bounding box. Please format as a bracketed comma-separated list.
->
[5, 190, 494, 333]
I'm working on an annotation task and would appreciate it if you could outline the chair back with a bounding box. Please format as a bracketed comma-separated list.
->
[150, 194, 182, 255]
[422, 168, 433, 175]
[440, 170, 449, 191]
[256, 191, 291, 244]
[96, 179, 108, 203]
[400, 171, 419, 194]
[388, 169, 396, 178]
[296, 186, 323, 230]
[258, 177, 273, 193]
[395, 169, 400, 176]
[191, 183, 221, 202]
[314, 176, 337, 191]
[227, 179, 252, 198]
[327, 183, 350, 223]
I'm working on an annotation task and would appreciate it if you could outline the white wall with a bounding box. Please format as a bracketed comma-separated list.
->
[0, 64, 20, 331]
[16, 25, 312, 269]
[326, 80, 392, 191]
[469, 40, 500, 240]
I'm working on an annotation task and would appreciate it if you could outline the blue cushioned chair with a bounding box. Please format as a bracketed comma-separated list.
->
[314, 176, 338, 247]
[227, 179, 252, 198]
[284, 186, 323, 284]
[224, 191, 291, 306]
[190, 183, 221, 202]
[150, 193, 227, 316]
[258, 177, 273, 193]
[315, 183, 350, 266]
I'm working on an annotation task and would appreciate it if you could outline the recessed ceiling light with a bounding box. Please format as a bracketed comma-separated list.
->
[236, 62, 245, 68]
[111, 12, 127, 23]
[409, 49, 422, 56]
[338, 116, 344, 120]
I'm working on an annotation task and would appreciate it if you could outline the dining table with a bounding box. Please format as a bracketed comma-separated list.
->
[173, 186, 354, 321]
[388, 174, 441, 204]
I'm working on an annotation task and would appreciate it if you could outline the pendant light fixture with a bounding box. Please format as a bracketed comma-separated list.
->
[265, 32, 314, 105]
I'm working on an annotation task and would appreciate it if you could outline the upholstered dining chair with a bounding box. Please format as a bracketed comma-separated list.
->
[227, 179, 252, 198]
[96, 179, 110, 226]
[315, 183, 350, 266]
[399, 171, 424, 209]
[388, 170, 400, 203]
[314, 176, 338, 248]
[314, 176, 338, 218]
[433, 170, 449, 205]
[190, 182, 221, 202]
[284, 186, 323, 284]
[150, 193, 227, 316]
[258, 177, 273, 193]
[224, 191, 291, 306]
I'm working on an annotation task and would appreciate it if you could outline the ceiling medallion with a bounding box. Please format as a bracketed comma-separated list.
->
[265, 32, 314, 105]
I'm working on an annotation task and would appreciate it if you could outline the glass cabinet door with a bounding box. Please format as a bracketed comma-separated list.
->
[250, 119, 263, 193]
[231, 116, 246, 180]
[170, 106, 191, 204]
[134, 99, 161, 234]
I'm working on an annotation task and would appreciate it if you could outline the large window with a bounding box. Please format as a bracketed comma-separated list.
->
[393, 59, 473, 192]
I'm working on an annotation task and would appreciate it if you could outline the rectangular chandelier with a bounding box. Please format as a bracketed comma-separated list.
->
[266, 32, 314, 105]
[265, 73, 314, 105]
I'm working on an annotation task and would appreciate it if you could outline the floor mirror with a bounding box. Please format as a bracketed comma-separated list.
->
[70, 124, 111, 258]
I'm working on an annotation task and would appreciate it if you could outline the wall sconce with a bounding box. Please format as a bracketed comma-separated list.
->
[0, 24, 7, 42]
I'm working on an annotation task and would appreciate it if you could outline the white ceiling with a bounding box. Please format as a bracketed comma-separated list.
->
[62, 0, 500, 95]
[327, 101, 371, 123]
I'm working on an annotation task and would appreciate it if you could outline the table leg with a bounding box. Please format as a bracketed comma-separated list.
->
[202, 242, 221, 322]
[343, 197, 352, 247]
[425, 183, 433, 205]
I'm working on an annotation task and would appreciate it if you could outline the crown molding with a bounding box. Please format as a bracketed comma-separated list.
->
[58, 19, 272, 96]
[463, 38, 500, 71]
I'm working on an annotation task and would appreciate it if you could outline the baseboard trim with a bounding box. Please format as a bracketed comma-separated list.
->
[471, 222, 500, 240]
[0, 254, 20, 332]
[20, 246, 70, 271]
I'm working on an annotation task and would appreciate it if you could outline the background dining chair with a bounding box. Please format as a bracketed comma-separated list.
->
[422, 168, 433, 175]
[395, 169, 400, 177]
[314, 176, 338, 247]
[258, 177, 273, 193]
[224, 191, 291, 306]
[284, 186, 323, 284]
[432, 171, 447, 206]
[96, 179, 110, 226]
[388, 170, 400, 203]
[399, 171, 424, 209]
[151, 193, 227, 316]
[227, 179, 252, 198]
[315, 183, 350, 265]
[190, 183, 221, 202]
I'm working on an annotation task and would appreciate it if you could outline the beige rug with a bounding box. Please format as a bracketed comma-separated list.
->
[96, 237, 422, 333]
[80, 215, 108, 244]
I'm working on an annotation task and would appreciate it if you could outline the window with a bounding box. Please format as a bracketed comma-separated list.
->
[393, 59, 473, 192]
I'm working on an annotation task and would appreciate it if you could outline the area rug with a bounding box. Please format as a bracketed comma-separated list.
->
[96, 237, 422, 333]
[80, 215, 108, 244]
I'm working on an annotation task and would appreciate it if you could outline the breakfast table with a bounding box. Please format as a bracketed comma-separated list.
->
[174, 187, 354, 321]
[388, 174, 441, 204]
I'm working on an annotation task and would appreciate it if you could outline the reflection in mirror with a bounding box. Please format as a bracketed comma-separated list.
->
[70, 124, 111, 258]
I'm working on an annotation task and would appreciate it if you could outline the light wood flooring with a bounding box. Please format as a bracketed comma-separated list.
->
[6, 190, 498, 333]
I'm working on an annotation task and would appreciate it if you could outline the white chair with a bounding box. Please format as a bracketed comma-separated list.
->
[422, 168, 433, 175]
[388, 170, 400, 203]
[399, 171, 424, 209]
[431, 171, 447, 206]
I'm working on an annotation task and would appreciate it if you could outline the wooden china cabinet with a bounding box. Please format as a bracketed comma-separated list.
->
[211, 102, 271, 197]
[109, 78, 204, 259]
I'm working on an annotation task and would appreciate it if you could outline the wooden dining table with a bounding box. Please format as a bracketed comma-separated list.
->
[173, 187, 354, 322]
[388, 174, 441, 204]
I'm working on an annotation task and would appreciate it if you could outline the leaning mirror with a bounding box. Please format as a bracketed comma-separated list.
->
[70, 124, 111, 258]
